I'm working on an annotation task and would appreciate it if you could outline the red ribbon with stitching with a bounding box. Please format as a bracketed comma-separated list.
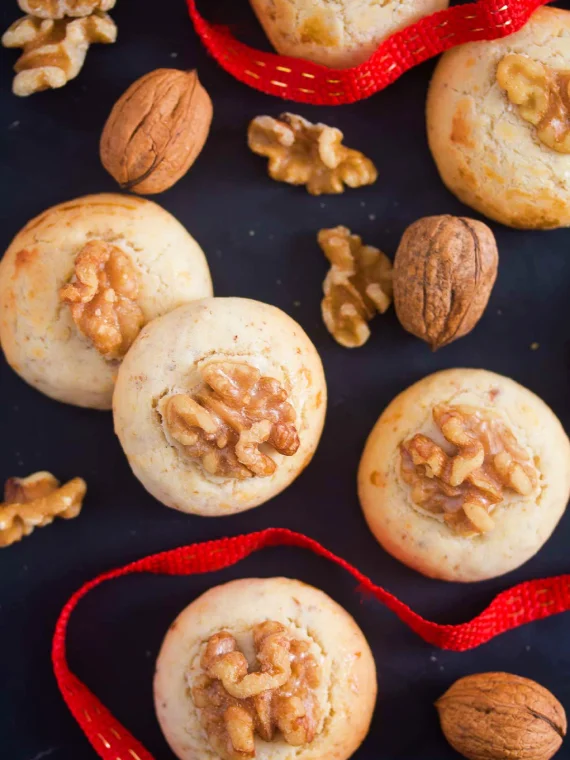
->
[187, 0, 551, 105]
[53, 527, 570, 760]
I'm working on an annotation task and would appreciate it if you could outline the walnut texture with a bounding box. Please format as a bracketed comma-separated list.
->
[161, 362, 300, 479]
[192, 622, 321, 759]
[18, 0, 116, 18]
[59, 240, 145, 360]
[0, 471, 86, 548]
[248, 113, 378, 195]
[319, 226, 393, 348]
[393, 215, 498, 350]
[400, 404, 539, 536]
[497, 54, 570, 154]
[437, 672, 567, 760]
[100, 69, 213, 194]
[2, 11, 116, 96]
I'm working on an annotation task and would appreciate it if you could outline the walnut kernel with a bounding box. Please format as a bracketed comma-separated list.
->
[2, 12, 116, 96]
[497, 54, 570, 154]
[400, 404, 538, 536]
[160, 362, 300, 479]
[192, 622, 321, 759]
[0, 471, 87, 548]
[60, 240, 145, 360]
[248, 113, 377, 195]
[18, 0, 115, 18]
[319, 226, 393, 348]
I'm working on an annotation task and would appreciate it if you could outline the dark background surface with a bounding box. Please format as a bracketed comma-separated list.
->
[1, 1, 570, 758]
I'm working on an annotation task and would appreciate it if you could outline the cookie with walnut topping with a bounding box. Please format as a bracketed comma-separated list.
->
[427, 7, 570, 229]
[0, 193, 212, 409]
[154, 577, 377, 760]
[358, 369, 570, 582]
[112, 297, 327, 516]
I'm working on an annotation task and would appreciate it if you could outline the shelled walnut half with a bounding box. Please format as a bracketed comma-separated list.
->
[497, 54, 570, 154]
[18, 0, 116, 18]
[192, 621, 321, 759]
[248, 113, 377, 195]
[0, 471, 87, 548]
[2, 12, 117, 96]
[319, 226, 393, 348]
[60, 240, 145, 360]
[160, 361, 300, 479]
[400, 404, 539, 536]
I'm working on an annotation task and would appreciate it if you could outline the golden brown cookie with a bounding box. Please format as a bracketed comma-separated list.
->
[358, 369, 570, 582]
[427, 7, 570, 229]
[154, 577, 377, 760]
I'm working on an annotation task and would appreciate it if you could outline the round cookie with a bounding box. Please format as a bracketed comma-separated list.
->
[249, 0, 449, 68]
[154, 577, 377, 760]
[427, 7, 570, 229]
[358, 369, 570, 582]
[0, 194, 213, 409]
[113, 297, 327, 516]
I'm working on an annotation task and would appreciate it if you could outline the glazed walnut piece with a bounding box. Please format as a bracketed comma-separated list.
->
[248, 113, 378, 195]
[192, 622, 321, 760]
[497, 54, 570, 154]
[400, 404, 539, 536]
[319, 226, 393, 348]
[60, 240, 145, 360]
[18, 0, 116, 18]
[2, 12, 116, 96]
[160, 361, 300, 479]
[0, 472, 87, 548]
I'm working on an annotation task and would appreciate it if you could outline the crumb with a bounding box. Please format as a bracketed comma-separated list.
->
[360, 201, 366, 208]
[170, 52, 178, 58]
[430, 655, 437, 662]
[249, 230, 255, 237]
[9, 120, 20, 130]
[497, 309, 503, 316]
[439, 665, 445, 672]
[530, 342, 539, 351]
[368, 213, 376, 221]
[293, 300, 301, 307]
[320, 202, 326, 208]
[145, 650, 152, 658]
[276, 279, 282, 285]
[525, 645, 531, 652]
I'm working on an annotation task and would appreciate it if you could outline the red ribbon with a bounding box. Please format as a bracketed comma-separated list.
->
[186, 0, 550, 105]
[53, 527, 570, 759]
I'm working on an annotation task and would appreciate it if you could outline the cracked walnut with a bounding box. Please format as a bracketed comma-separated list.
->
[319, 226, 393, 348]
[18, 0, 116, 18]
[192, 621, 321, 759]
[60, 240, 145, 360]
[400, 404, 539, 536]
[160, 362, 300, 479]
[248, 113, 377, 195]
[497, 54, 570, 154]
[0, 471, 86, 548]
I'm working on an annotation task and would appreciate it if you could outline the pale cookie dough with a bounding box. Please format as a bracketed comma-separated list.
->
[113, 298, 327, 516]
[427, 7, 570, 229]
[154, 577, 377, 760]
[250, 0, 449, 68]
[0, 194, 213, 410]
[358, 369, 570, 582]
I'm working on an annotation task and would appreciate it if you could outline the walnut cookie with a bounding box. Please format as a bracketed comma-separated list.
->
[358, 369, 570, 582]
[427, 7, 570, 229]
[154, 577, 377, 760]
[112, 298, 327, 516]
[0, 194, 212, 410]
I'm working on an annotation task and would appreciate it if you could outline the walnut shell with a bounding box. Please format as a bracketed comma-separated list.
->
[393, 215, 498, 349]
[436, 673, 567, 760]
[100, 68, 213, 195]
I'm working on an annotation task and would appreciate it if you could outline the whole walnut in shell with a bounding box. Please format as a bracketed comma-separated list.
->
[393, 215, 498, 349]
[437, 672, 566, 760]
[100, 68, 213, 194]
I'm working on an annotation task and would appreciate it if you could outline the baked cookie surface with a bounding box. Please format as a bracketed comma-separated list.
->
[112, 297, 327, 516]
[154, 577, 377, 760]
[358, 368, 570, 582]
[250, 0, 448, 68]
[427, 7, 570, 229]
[0, 193, 212, 409]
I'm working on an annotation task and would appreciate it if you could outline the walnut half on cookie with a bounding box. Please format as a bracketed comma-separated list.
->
[358, 368, 570, 582]
[248, 113, 377, 195]
[113, 298, 327, 516]
[154, 578, 377, 760]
